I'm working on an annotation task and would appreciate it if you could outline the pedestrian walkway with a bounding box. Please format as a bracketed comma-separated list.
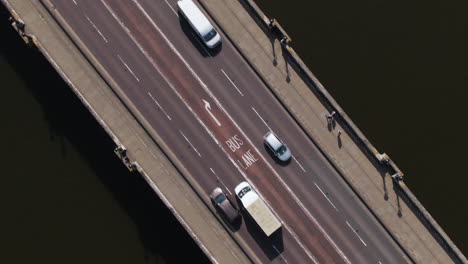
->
[199, 0, 465, 263]
[0, 0, 251, 263]
[2, 0, 466, 262]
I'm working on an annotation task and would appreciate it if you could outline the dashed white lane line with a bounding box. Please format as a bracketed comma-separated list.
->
[131, 1, 340, 262]
[346, 220, 367, 247]
[163, 0, 178, 16]
[314, 182, 338, 211]
[252, 106, 272, 131]
[105, 1, 327, 262]
[148, 92, 172, 120]
[85, 15, 108, 43]
[210, 168, 232, 196]
[272, 245, 290, 264]
[72, 0, 78, 5]
[292, 155, 306, 172]
[116, 54, 140, 82]
[220, 69, 244, 96]
[179, 130, 201, 157]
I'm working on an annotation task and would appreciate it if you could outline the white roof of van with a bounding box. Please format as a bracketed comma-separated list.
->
[235, 181, 258, 208]
[177, 0, 212, 36]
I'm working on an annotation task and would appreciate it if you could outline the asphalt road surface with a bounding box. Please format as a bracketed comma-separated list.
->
[42, 0, 408, 263]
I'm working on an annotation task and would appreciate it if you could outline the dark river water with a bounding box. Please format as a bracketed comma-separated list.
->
[256, 0, 468, 255]
[0, 0, 467, 263]
[0, 6, 208, 264]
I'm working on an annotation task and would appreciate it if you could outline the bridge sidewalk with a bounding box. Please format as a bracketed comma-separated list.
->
[199, 0, 462, 263]
[1, 0, 252, 263]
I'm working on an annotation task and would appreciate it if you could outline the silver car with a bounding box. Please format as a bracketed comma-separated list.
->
[264, 131, 292, 162]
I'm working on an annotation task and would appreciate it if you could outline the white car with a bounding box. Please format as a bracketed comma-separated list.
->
[263, 131, 291, 162]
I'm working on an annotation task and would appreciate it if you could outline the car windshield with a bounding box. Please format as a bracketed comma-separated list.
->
[277, 145, 288, 155]
[203, 29, 217, 42]
[215, 193, 227, 204]
[237, 186, 251, 199]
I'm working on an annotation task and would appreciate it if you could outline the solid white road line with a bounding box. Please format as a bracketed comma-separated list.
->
[85, 15, 108, 43]
[292, 155, 306, 172]
[125, 3, 317, 259]
[251, 106, 272, 131]
[105, 1, 335, 262]
[346, 220, 367, 247]
[131, 1, 343, 262]
[117, 54, 140, 82]
[98, 10, 235, 258]
[210, 168, 232, 196]
[314, 182, 338, 211]
[148, 92, 172, 120]
[180, 130, 201, 157]
[220, 69, 244, 96]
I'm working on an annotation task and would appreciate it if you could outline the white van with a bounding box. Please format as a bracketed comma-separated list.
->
[177, 0, 221, 48]
[235, 181, 281, 236]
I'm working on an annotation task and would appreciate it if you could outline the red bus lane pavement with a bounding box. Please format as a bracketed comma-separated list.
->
[101, 0, 349, 262]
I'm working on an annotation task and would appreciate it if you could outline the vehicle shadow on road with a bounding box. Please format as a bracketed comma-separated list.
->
[178, 12, 222, 57]
[210, 198, 242, 232]
[235, 197, 284, 260]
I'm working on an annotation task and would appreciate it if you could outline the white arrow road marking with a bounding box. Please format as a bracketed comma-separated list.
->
[203, 99, 221, 126]
[109, 1, 331, 261]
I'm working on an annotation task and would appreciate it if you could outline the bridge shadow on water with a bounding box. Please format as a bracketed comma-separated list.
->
[0, 6, 209, 264]
[235, 2, 467, 262]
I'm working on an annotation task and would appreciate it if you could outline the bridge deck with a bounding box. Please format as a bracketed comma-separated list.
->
[1, 0, 464, 263]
